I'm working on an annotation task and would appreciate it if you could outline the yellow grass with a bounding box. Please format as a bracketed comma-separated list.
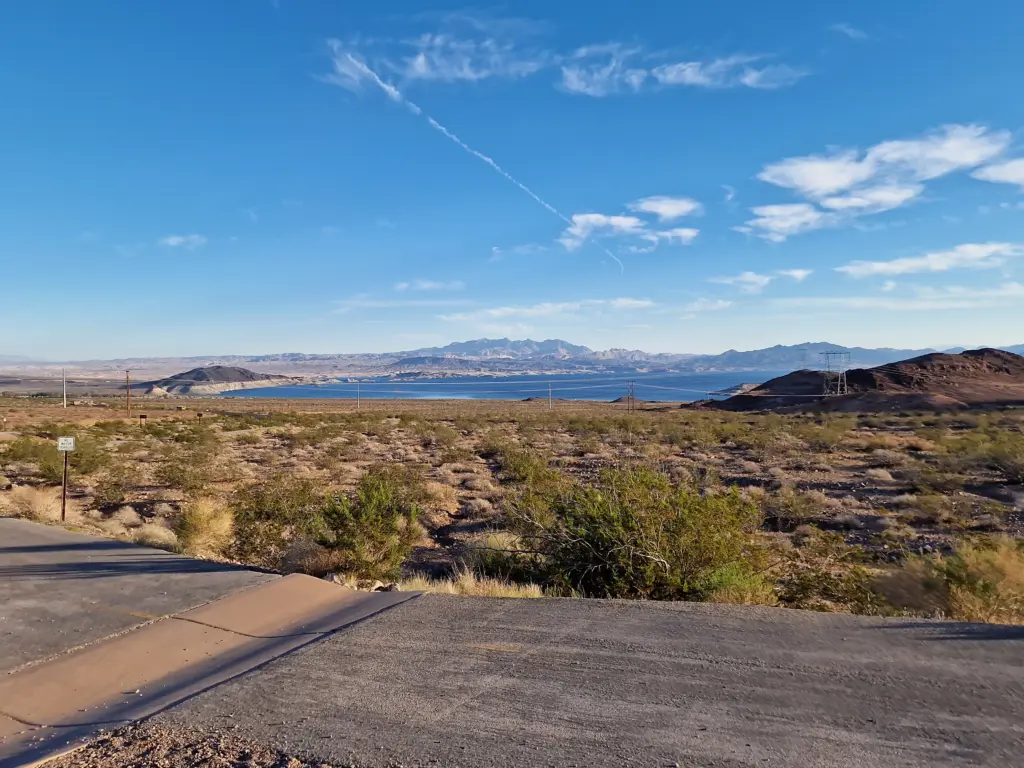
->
[175, 497, 233, 556]
[400, 569, 544, 598]
[880, 537, 1024, 624]
[133, 522, 179, 551]
[1, 486, 81, 523]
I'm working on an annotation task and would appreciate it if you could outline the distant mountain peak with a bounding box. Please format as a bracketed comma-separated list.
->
[404, 338, 593, 360]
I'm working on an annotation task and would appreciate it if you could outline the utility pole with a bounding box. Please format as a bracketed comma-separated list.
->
[62, 368, 67, 408]
[548, 382, 552, 410]
[356, 381, 360, 410]
[125, 369, 132, 418]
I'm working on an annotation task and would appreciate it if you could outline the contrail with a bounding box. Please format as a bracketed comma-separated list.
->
[343, 53, 624, 272]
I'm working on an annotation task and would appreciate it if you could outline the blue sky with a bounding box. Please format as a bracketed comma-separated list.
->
[3, 1, 1024, 359]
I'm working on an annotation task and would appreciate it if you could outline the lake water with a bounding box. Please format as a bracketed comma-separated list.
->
[223, 371, 786, 402]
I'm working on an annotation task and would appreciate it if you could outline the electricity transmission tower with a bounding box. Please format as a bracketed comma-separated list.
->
[819, 352, 850, 397]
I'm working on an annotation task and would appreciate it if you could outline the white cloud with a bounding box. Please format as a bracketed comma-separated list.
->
[559, 44, 647, 96]
[563, 47, 803, 97]
[711, 271, 775, 294]
[490, 243, 547, 261]
[819, 184, 923, 212]
[836, 242, 1024, 278]
[607, 297, 655, 310]
[722, 185, 736, 203]
[913, 282, 1024, 300]
[747, 124, 1011, 241]
[758, 150, 877, 198]
[558, 208, 699, 252]
[395, 279, 465, 291]
[773, 282, 1024, 312]
[830, 23, 868, 40]
[158, 234, 207, 250]
[973, 158, 1024, 190]
[558, 213, 645, 250]
[397, 33, 548, 83]
[627, 195, 703, 221]
[778, 269, 813, 282]
[881, 280, 897, 292]
[654, 227, 700, 245]
[333, 24, 804, 99]
[651, 56, 806, 90]
[440, 297, 654, 323]
[335, 295, 474, 313]
[738, 203, 836, 242]
[868, 125, 1009, 180]
[684, 298, 732, 312]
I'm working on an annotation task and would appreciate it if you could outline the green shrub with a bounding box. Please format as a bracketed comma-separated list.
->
[902, 463, 965, 493]
[3, 434, 107, 482]
[776, 529, 885, 614]
[231, 465, 425, 577]
[230, 474, 326, 568]
[983, 432, 1024, 483]
[314, 467, 424, 580]
[495, 445, 558, 486]
[499, 466, 767, 601]
[762, 487, 826, 531]
[92, 463, 141, 507]
[155, 447, 214, 494]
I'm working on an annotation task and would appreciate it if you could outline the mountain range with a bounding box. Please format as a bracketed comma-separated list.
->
[5, 339, 1024, 378]
[394, 338, 1024, 371]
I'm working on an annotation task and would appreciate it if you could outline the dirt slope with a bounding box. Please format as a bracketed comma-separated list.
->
[717, 348, 1024, 411]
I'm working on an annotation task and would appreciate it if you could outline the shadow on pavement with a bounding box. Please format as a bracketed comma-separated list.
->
[0, 541, 256, 581]
[879, 621, 1024, 641]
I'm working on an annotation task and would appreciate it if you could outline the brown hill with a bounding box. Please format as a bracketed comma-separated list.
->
[135, 366, 296, 395]
[716, 348, 1024, 412]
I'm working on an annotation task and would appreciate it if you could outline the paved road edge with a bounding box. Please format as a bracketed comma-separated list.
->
[0, 575, 420, 767]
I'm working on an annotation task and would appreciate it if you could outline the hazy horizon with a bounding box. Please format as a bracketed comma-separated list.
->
[6, 336, 1023, 366]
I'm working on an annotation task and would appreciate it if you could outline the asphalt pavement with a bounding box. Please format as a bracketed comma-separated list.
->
[0, 518, 273, 672]
[156, 594, 1024, 768]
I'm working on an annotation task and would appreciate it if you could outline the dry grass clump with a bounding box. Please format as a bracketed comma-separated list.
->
[133, 522, 179, 551]
[864, 468, 894, 482]
[869, 449, 907, 468]
[461, 497, 494, 517]
[399, 569, 544, 598]
[174, 497, 234, 556]
[879, 537, 1024, 624]
[423, 481, 460, 514]
[1, 486, 80, 523]
[461, 474, 496, 493]
[281, 537, 349, 577]
[113, 505, 143, 528]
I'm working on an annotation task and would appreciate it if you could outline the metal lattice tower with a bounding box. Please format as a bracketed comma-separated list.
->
[820, 352, 851, 397]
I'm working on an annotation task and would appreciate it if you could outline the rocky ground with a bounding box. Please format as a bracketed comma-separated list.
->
[47, 723, 334, 768]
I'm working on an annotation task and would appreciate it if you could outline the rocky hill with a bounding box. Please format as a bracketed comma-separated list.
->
[717, 348, 1024, 411]
[135, 366, 299, 395]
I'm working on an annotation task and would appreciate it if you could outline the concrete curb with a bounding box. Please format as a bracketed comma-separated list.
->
[0, 575, 419, 767]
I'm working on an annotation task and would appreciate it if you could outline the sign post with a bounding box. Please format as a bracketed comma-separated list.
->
[57, 436, 76, 522]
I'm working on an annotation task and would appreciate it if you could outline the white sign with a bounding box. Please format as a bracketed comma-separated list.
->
[56, 436, 76, 453]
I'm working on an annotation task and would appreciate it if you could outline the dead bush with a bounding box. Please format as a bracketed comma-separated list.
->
[878, 537, 1024, 624]
[176, 497, 234, 557]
